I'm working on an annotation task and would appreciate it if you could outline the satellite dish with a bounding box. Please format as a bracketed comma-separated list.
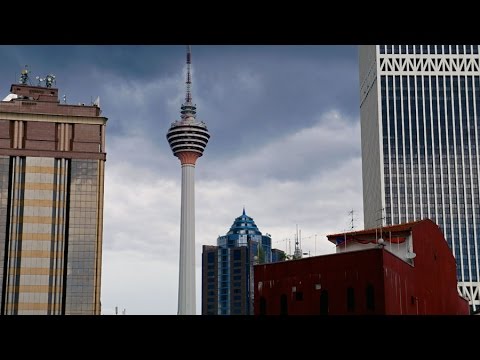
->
[406, 252, 416, 259]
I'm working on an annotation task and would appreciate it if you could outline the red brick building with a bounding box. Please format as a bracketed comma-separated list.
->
[254, 219, 469, 315]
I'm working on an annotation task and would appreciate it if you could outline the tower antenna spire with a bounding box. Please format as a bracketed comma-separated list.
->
[186, 45, 192, 104]
[180, 45, 197, 121]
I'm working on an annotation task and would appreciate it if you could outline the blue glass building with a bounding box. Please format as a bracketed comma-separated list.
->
[202, 209, 273, 315]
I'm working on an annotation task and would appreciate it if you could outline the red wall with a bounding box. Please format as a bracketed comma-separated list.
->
[382, 221, 469, 314]
[254, 220, 469, 315]
[255, 249, 386, 315]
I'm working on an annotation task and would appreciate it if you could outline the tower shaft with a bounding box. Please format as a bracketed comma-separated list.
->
[178, 164, 196, 315]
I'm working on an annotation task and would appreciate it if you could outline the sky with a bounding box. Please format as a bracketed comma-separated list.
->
[0, 45, 363, 314]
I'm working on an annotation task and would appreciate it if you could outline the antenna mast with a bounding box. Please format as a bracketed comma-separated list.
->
[349, 209, 355, 230]
[377, 207, 385, 240]
[293, 224, 302, 259]
[186, 45, 192, 103]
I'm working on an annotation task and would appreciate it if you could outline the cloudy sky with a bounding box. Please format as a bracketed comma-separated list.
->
[0, 45, 363, 314]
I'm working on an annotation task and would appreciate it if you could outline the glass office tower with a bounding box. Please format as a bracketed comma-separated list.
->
[201, 209, 272, 315]
[359, 45, 480, 309]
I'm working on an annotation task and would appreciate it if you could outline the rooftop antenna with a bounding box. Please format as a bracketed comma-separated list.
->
[36, 76, 45, 87]
[45, 74, 56, 88]
[19, 65, 30, 85]
[349, 209, 355, 230]
[376, 207, 385, 246]
[293, 224, 302, 259]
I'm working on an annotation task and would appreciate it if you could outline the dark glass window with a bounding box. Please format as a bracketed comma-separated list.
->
[347, 287, 355, 312]
[320, 290, 329, 315]
[260, 297, 267, 315]
[280, 294, 288, 315]
[295, 292, 303, 301]
[233, 249, 241, 260]
[366, 284, 375, 311]
[207, 252, 215, 263]
[379, 45, 385, 54]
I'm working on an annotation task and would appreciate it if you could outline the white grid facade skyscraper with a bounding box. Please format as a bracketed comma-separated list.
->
[359, 45, 480, 310]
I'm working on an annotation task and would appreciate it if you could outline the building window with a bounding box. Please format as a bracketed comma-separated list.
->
[260, 297, 267, 315]
[320, 290, 329, 315]
[280, 294, 288, 316]
[207, 252, 215, 263]
[295, 292, 303, 301]
[366, 284, 375, 311]
[233, 250, 241, 260]
[347, 287, 355, 313]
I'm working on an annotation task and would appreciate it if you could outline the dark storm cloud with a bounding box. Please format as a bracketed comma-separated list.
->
[194, 46, 359, 161]
[0, 45, 359, 160]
